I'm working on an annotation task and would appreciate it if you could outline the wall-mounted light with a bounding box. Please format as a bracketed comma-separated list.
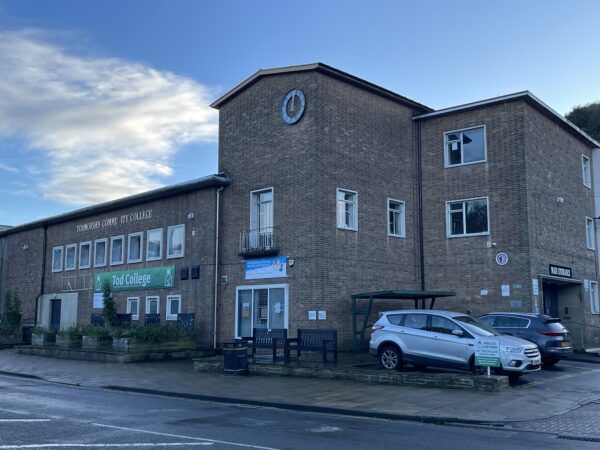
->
[22, 244, 29, 250]
[556, 196, 565, 204]
[288, 258, 295, 267]
[187, 212, 195, 220]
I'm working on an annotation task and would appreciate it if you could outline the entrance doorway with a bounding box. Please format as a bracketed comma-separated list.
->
[542, 278, 584, 349]
[50, 299, 62, 332]
[235, 284, 288, 338]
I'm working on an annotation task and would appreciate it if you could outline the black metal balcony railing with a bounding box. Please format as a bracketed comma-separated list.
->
[239, 228, 279, 258]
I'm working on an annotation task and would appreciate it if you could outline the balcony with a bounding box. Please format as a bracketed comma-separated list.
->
[239, 228, 279, 258]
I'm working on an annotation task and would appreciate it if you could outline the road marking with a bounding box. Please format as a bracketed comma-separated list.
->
[92, 423, 280, 450]
[0, 408, 29, 415]
[520, 368, 600, 388]
[0, 419, 51, 422]
[0, 444, 213, 448]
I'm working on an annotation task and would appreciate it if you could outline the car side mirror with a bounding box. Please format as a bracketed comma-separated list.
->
[452, 329, 464, 337]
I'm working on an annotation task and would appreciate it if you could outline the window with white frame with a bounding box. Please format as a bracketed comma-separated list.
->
[445, 126, 486, 167]
[167, 225, 185, 259]
[128, 232, 143, 263]
[146, 228, 162, 261]
[79, 241, 91, 269]
[65, 244, 77, 271]
[51, 246, 63, 272]
[251, 188, 274, 232]
[582, 155, 592, 188]
[146, 296, 160, 315]
[446, 197, 489, 237]
[591, 281, 599, 314]
[110, 235, 124, 265]
[337, 188, 358, 230]
[388, 199, 405, 237]
[94, 238, 107, 267]
[586, 217, 595, 250]
[127, 297, 140, 321]
[166, 295, 181, 321]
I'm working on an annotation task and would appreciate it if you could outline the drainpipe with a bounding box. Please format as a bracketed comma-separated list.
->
[416, 120, 425, 292]
[36, 224, 48, 326]
[213, 186, 224, 350]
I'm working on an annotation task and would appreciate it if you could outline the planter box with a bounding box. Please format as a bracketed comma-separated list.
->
[32, 332, 56, 346]
[112, 337, 196, 353]
[0, 334, 21, 346]
[56, 334, 82, 348]
[82, 335, 113, 350]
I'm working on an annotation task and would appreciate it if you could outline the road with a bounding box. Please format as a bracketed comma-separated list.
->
[0, 372, 598, 450]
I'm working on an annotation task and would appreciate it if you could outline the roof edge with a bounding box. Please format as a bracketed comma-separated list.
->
[211, 62, 433, 113]
[414, 91, 600, 149]
[0, 174, 230, 238]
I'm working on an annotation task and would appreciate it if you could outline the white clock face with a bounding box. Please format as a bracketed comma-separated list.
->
[281, 89, 305, 124]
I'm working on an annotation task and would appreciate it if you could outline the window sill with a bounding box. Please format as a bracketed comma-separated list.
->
[167, 254, 185, 260]
[445, 160, 487, 169]
[388, 233, 406, 239]
[337, 226, 358, 232]
[446, 232, 490, 238]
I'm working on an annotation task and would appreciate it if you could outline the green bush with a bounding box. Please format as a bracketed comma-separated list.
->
[32, 327, 49, 334]
[0, 324, 19, 335]
[3, 290, 21, 328]
[58, 326, 83, 337]
[102, 281, 118, 328]
[81, 325, 110, 338]
[129, 325, 180, 343]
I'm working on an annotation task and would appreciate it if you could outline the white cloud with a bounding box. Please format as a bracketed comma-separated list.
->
[0, 29, 218, 205]
[0, 163, 18, 172]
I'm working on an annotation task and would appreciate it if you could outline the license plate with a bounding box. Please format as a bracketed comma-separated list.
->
[562, 341, 570, 347]
[532, 358, 541, 365]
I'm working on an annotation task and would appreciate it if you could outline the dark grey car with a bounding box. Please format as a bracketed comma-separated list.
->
[478, 312, 572, 366]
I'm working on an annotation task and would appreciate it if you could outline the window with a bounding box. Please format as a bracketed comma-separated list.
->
[446, 197, 489, 237]
[494, 316, 530, 328]
[250, 188, 274, 232]
[337, 188, 358, 230]
[430, 316, 462, 335]
[79, 241, 91, 269]
[146, 228, 163, 261]
[51, 246, 63, 272]
[166, 295, 181, 321]
[127, 297, 140, 321]
[387, 314, 405, 326]
[146, 296, 160, 315]
[586, 217, 595, 250]
[583, 155, 592, 189]
[167, 225, 185, 259]
[591, 282, 599, 314]
[110, 235, 124, 265]
[94, 238, 107, 267]
[388, 199, 405, 237]
[235, 284, 288, 338]
[403, 314, 428, 330]
[65, 244, 77, 271]
[128, 232, 143, 263]
[445, 126, 486, 167]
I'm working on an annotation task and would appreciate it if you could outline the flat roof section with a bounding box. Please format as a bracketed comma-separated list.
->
[0, 174, 231, 237]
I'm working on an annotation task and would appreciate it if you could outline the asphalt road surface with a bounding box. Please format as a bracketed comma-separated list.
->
[0, 372, 598, 450]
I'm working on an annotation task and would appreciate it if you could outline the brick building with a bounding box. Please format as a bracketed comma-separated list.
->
[1, 63, 599, 350]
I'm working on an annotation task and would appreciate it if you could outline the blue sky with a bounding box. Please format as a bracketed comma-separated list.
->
[1, 0, 599, 226]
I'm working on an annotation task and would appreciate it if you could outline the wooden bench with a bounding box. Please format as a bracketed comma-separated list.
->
[285, 329, 338, 364]
[242, 328, 287, 361]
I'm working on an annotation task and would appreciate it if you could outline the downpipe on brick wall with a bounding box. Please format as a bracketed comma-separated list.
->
[213, 186, 224, 350]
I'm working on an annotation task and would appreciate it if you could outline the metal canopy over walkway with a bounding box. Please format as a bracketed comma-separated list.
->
[351, 290, 455, 351]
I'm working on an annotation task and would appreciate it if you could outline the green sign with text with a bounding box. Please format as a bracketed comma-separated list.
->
[94, 266, 175, 292]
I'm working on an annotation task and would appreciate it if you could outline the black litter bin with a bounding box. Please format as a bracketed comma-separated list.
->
[223, 340, 248, 376]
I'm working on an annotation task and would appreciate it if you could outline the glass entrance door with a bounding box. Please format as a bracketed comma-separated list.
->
[236, 284, 288, 338]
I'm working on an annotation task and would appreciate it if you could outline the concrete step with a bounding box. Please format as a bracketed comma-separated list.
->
[585, 347, 600, 356]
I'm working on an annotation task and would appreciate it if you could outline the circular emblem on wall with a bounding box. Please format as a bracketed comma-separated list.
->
[495, 252, 509, 266]
[280, 89, 305, 124]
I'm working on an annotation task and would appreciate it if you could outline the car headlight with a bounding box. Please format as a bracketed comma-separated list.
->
[501, 345, 523, 354]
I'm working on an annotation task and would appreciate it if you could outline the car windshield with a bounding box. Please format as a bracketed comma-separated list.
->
[454, 315, 500, 336]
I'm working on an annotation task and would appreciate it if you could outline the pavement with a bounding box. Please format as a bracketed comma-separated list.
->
[2, 348, 600, 427]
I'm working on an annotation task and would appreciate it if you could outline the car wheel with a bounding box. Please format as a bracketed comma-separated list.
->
[379, 345, 402, 370]
[542, 358, 560, 367]
[507, 372, 522, 382]
[469, 357, 483, 375]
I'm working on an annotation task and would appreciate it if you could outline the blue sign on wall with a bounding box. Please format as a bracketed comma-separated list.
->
[245, 256, 287, 280]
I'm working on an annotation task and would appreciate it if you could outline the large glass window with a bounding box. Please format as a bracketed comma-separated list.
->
[94, 239, 107, 267]
[447, 197, 489, 237]
[586, 217, 595, 250]
[166, 295, 181, 321]
[430, 316, 462, 335]
[79, 241, 91, 269]
[591, 282, 599, 315]
[65, 244, 77, 271]
[167, 225, 185, 259]
[236, 284, 288, 338]
[128, 232, 143, 263]
[52, 246, 63, 272]
[110, 235, 124, 265]
[127, 297, 140, 321]
[445, 126, 486, 166]
[388, 199, 405, 237]
[146, 228, 162, 261]
[583, 155, 592, 188]
[337, 188, 357, 230]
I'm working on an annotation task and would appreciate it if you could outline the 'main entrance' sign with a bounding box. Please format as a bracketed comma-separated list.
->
[94, 266, 175, 292]
[549, 264, 572, 279]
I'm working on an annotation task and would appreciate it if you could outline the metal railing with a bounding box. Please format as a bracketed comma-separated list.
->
[239, 228, 278, 255]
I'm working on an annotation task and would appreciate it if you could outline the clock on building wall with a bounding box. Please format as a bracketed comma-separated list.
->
[280, 89, 305, 124]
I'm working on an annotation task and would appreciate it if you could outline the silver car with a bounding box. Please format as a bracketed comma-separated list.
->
[369, 310, 541, 380]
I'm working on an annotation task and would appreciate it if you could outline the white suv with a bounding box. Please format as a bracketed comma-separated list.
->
[370, 310, 541, 380]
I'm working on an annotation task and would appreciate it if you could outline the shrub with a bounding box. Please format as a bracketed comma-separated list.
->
[81, 325, 110, 338]
[129, 325, 180, 343]
[0, 324, 19, 335]
[58, 326, 83, 337]
[3, 290, 21, 328]
[102, 281, 118, 328]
